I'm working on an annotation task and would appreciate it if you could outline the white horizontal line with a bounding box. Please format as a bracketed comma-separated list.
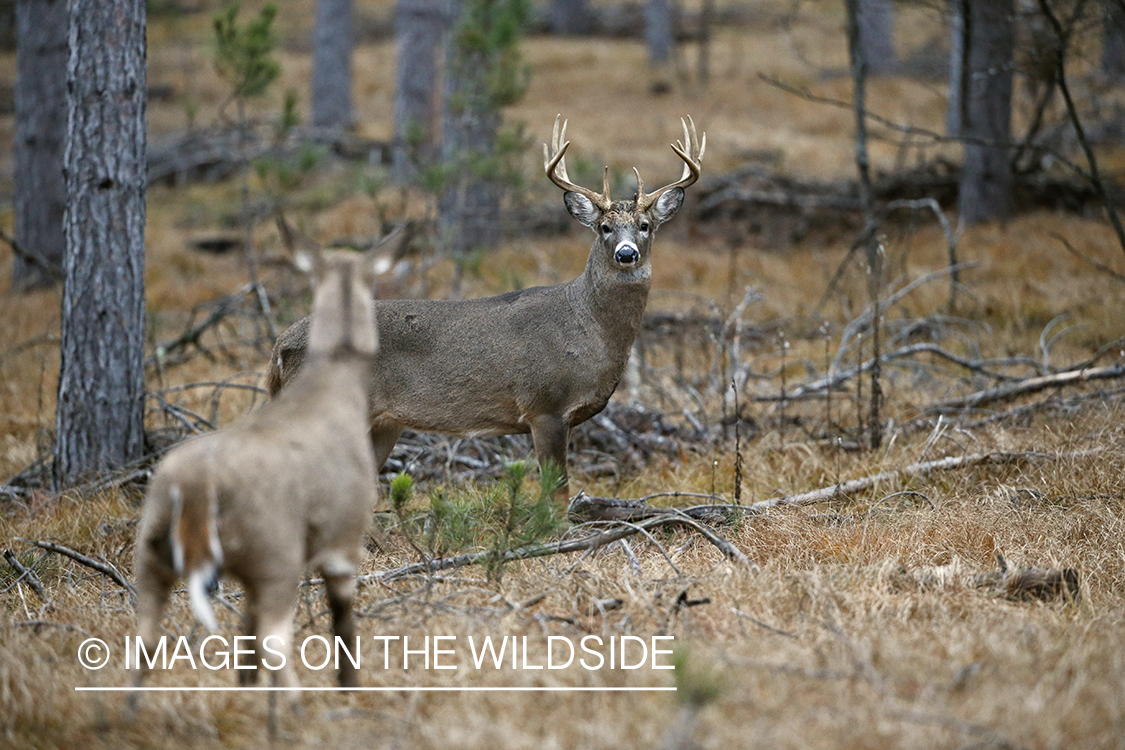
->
[76, 686, 676, 692]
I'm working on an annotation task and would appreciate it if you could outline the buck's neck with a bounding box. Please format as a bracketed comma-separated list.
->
[573, 243, 652, 365]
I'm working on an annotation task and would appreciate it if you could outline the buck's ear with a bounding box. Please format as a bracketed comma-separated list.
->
[652, 188, 684, 227]
[564, 192, 601, 228]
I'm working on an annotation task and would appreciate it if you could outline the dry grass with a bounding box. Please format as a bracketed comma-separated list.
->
[3, 2, 1125, 748]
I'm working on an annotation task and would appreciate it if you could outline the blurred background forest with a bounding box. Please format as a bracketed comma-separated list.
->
[2, 0, 1125, 489]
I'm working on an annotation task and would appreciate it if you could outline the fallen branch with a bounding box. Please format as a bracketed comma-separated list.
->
[927, 363, 1125, 413]
[891, 554, 1080, 603]
[3, 549, 50, 606]
[147, 284, 254, 370]
[572, 450, 1096, 525]
[748, 450, 1096, 513]
[15, 538, 136, 600]
[0, 227, 63, 283]
[755, 342, 1021, 403]
[356, 512, 752, 586]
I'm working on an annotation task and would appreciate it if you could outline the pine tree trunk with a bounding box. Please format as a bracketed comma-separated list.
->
[958, 0, 1014, 225]
[646, 0, 674, 92]
[946, 0, 967, 137]
[857, 0, 896, 75]
[1103, 0, 1125, 81]
[439, 0, 502, 262]
[311, 0, 354, 130]
[392, 0, 445, 181]
[12, 0, 67, 291]
[549, 0, 593, 35]
[55, 0, 147, 487]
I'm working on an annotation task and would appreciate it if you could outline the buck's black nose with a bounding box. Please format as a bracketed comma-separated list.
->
[614, 244, 639, 265]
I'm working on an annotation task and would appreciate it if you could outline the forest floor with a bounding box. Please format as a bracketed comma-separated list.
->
[1, 2, 1124, 748]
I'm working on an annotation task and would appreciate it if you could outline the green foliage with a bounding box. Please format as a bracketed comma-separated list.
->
[424, 460, 566, 581]
[213, 2, 281, 100]
[671, 648, 724, 708]
[436, 0, 531, 201]
[452, 0, 531, 110]
[279, 87, 301, 134]
[390, 472, 415, 515]
[253, 144, 326, 196]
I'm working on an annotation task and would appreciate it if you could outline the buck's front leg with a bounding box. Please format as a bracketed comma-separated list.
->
[529, 414, 570, 506]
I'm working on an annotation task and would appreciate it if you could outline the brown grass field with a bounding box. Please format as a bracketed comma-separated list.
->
[2, 2, 1125, 748]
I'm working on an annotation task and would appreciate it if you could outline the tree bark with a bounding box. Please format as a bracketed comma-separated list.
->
[11, 0, 67, 291]
[439, 0, 502, 262]
[311, 0, 354, 130]
[857, 0, 897, 75]
[391, 0, 445, 181]
[55, 0, 147, 487]
[946, 0, 968, 137]
[958, 0, 1014, 225]
[548, 0, 593, 35]
[846, 0, 884, 450]
[1103, 0, 1125, 81]
[646, 0, 674, 92]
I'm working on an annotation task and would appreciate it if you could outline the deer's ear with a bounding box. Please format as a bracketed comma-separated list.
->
[293, 247, 322, 274]
[564, 192, 601, 228]
[364, 246, 396, 278]
[652, 188, 684, 227]
[364, 223, 411, 280]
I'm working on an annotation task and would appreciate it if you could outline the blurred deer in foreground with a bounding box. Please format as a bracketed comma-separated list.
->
[133, 239, 401, 699]
[266, 116, 705, 504]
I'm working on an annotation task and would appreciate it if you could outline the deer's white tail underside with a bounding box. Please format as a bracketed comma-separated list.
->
[169, 482, 224, 633]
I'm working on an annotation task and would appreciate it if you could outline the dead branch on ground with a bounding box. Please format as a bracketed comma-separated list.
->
[926, 363, 1125, 413]
[570, 449, 1097, 523]
[356, 512, 753, 587]
[15, 538, 136, 600]
[887, 554, 1080, 603]
[3, 549, 50, 607]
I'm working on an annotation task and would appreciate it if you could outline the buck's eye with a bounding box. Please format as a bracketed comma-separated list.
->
[639, 221, 650, 232]
[601, 224, 612, 235]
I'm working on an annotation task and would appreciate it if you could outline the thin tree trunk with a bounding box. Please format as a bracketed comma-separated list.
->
[846, 0, 883, 450]
[857, 0, 897, 75]
[55, 0, 147, 487]
[947, 0, 968, 137]
[439, 0, 502, 268]
[1103, 0, 1125, 81]
[12, 0, 67, 291]
[958, 0, 1014, 225]
[311, 0, 354, 130]
[392, 0, 445, 181]
[548, 0, 593, 34]
[646, 0, 674, 92]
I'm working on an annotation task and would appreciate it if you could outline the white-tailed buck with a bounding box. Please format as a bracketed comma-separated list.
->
[266, 116, 705, 503]
[134, 239, 399, 695]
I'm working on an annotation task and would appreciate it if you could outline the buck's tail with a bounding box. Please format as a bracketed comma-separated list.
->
[169, 483, 224, 632]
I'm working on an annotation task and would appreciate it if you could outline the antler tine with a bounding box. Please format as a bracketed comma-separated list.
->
[544, 114, 612, 210]
[635, 115, 706, 211]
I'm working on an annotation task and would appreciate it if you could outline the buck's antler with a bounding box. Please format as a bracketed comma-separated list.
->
[544, 115, 613, 211]
[634, 116, 706, 212]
